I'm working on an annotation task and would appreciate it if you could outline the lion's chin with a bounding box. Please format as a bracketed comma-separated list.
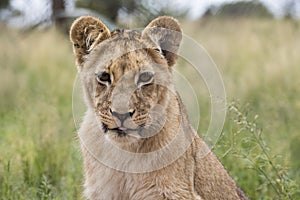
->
[103, 129, 145, 152]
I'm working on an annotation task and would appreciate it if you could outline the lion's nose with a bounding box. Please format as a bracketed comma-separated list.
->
[110, 109, 135, 124]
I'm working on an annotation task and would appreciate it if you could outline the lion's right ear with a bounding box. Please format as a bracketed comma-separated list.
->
[142, 16, 182, 67]
[70, 16, 111, 67]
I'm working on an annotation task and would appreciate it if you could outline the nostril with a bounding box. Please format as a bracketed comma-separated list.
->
[129, 109, 135, 117]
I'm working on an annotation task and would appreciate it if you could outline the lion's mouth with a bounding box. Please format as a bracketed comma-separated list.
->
[102, 123, 143, 137]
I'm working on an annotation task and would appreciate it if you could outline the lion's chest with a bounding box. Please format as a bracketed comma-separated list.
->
[82, 149, 200, 200]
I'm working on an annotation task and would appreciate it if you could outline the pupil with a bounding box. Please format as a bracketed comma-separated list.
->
[101, 73, 109, 80]
[98, 72, 110, 82]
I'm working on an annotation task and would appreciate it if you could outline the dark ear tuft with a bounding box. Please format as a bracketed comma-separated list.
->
[142, 16, 182, 67]
[70, 16, 111, 67]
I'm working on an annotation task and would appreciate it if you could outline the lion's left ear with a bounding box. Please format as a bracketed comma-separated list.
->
[142, 16, 182, 67]
[70, 16, 111, 67]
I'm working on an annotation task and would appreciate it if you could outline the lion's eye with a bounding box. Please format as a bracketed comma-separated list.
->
[154, 48, 161, 53]
[96, 72, 111, 83]
[138, 72, 154, 84]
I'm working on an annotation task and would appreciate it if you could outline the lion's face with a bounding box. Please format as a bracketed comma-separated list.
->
[89, 32, 174, 143]
[70, 16, 182, 145]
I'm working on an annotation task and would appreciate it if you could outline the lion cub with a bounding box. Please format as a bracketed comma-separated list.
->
[70, 16, 248, 200]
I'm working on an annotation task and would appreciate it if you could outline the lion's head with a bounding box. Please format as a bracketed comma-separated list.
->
[70, 16, 182, 145]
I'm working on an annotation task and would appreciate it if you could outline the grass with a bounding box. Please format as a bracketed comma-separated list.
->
[0, 27, 82, 199]
[182, 18, 300, 199]
[0, 18, 300, 199]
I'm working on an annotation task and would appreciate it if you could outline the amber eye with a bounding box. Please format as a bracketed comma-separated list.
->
[138, 72, 154, 84]
[96, 72, 111, 83]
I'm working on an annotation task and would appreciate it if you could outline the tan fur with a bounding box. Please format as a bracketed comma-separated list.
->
[70, 16, 249, 200]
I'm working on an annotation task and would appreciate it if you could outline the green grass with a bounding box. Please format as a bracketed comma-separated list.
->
[0, 18, 300, 199]
[0, 28, 82, 199]
[182, 18, 300, 199]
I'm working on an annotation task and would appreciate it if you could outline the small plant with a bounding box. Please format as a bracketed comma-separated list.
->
[0, 160, 11, 198]
[218, 101, 299, 199]
[37, 174, 54, 200]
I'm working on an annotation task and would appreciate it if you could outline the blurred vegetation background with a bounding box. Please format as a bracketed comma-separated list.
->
[0, 0, 300, 199]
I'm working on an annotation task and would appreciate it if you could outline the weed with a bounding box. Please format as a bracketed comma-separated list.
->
[215, 101, 299, 199]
